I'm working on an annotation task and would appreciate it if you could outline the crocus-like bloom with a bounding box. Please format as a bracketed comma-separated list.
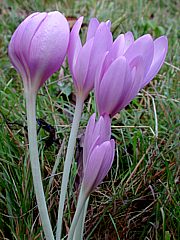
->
[81, 113, 115, 196]
[8, 11, 69, 93]
[68, 17, 112, 100]
[67, 113, 114, 238]
[95, 32, 168, 116]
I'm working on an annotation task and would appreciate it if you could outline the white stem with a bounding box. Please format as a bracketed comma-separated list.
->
[68, 189, 87, 240]
[56, 97, 84, 240]
[26, 92, 54, 240]
[73, 196, 89, 240]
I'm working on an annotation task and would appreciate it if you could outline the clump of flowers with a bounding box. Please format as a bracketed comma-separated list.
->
[8, 11, 168, 240]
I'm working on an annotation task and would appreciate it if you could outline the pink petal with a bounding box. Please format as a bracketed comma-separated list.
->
[74, 38, 94, 97]
[93, 139, 115, 189]
[19, 13, 48, 86]
[120, 56, 145, 109]
[92, 115, 111, 144]
[97, 56, 127, 116]
[94, 51, 108, 109]
[85, 23, 113, 89]
[83, 113, 96, 166]
[102, 34, 125, 75]
[86, 18, 99, 41]
[83, 114, 111, 165]
[124, 34, 154, 76]
[83, 140, 114, 194]
[68, 17, 83, 78]
[20, 13, 48, 65]
[110, 62, 132, 116]
[106, 20, 111, 29]
[83, 144, 106, 194]
[113, 34, 126, 56]
[8, 13, 40, 84]
[9, 12, 70, 91]
[28, 12, 69, 89]
[84, 135, 100, 167]
[99, 114, 111, 140]
[124, 31, 134, 52]
[142, 36, 168, 87]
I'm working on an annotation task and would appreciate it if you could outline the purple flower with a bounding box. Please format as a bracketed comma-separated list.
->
[95, 32, 168, 116]
[68, 17, 112, 101]
[8, 11, 70, 94]
[82, 113, 115, 196]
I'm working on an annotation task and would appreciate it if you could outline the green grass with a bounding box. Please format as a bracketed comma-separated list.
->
[0, 0, 179, 239]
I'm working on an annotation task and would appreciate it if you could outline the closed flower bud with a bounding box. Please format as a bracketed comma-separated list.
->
[82, 114, 115, 196]
[8, 11, 70, 94]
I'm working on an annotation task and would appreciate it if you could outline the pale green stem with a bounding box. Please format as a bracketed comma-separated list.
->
[68, 188, 87, 240]
[56, 97, 84, 240]
[73, 196, 89, 240]
[26, 92, 54, 240]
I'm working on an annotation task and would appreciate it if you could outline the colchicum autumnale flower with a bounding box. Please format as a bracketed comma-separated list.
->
[56, 18, 112, 239]
[95, 32, 168, 117]
[81, 113, 115, 195]
[68, 16, 112, 100]
[8, 11, 69, 94]
[8, 11, 70, 240]
[67, 113, 115, 239]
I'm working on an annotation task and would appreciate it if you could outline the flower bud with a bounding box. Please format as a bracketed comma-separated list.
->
[82, 114, 115, 196]
[8, 11, 70, 94]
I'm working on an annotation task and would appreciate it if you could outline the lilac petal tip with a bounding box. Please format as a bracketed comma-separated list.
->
[142, 36, 168, 87]
[86, 18, 99, 41]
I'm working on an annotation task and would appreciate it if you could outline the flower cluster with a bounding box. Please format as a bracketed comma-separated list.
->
[8, 11, 168, 240]
[68, 16, 168, 193]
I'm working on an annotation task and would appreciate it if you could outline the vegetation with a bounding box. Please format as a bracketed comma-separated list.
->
[0, 0, 179, 239]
